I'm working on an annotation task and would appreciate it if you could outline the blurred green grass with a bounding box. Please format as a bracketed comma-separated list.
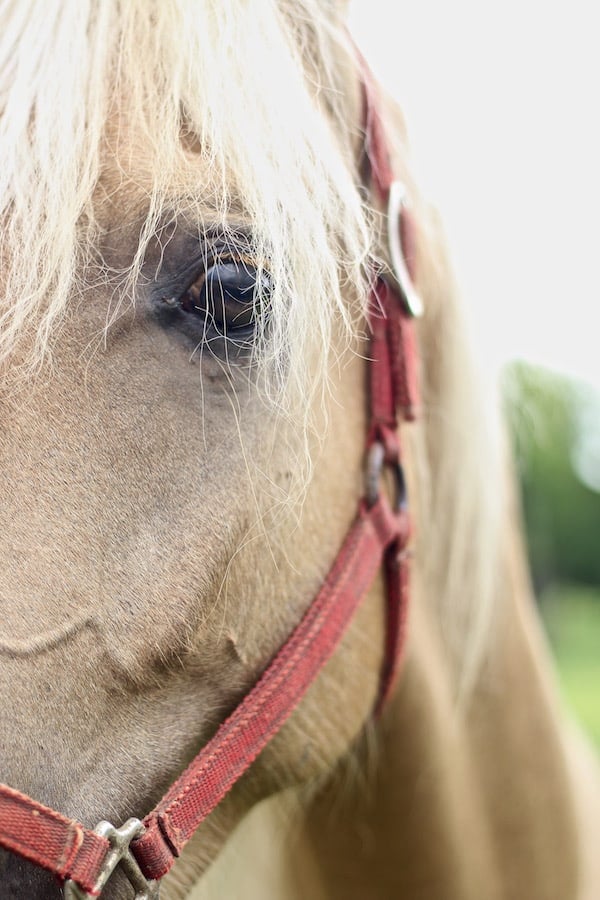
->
[540, 585, 600, 747]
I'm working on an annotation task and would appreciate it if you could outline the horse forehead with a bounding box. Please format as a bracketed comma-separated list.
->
[92, 121, 238, 238]
[91, 182, 249, 287]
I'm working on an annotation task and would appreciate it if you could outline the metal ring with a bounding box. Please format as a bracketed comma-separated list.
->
[366, 442, 385, 507]
[366, 442, 408, 513]
[387, 180, 424, 318]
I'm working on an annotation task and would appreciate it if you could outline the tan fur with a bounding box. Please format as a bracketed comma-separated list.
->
[0, 2, 597, 898]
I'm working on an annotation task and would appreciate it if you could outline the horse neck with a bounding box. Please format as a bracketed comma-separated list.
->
[185, 513, 581, 900]
[294, 518, 580, 900]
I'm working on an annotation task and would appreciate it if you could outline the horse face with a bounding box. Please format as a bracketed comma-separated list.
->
[0, 168, 379, 896]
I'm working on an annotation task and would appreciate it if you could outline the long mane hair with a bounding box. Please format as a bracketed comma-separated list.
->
[0, 0, 503, 692]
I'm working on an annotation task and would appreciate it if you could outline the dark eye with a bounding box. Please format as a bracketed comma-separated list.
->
[180, 259, 270, 332]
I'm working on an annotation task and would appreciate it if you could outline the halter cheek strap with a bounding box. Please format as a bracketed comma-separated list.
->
[0, 70, 422, 898]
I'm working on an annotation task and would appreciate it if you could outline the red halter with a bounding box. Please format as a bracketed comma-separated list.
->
[0, 73, 422, 898]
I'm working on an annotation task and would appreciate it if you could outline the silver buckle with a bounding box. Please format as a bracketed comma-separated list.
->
[387, 180, 424, 318]
[64, 818, 160, 900]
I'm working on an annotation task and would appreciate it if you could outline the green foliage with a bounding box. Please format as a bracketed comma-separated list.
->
[503, 361, 600, 589]
[503, 362, 600, 746]
[541, 585, 600, 747]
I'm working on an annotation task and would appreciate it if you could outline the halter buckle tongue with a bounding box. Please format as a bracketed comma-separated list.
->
[64, 819, 160, 900]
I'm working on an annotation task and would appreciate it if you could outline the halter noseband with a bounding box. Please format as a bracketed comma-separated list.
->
[0, 71, 422, 899]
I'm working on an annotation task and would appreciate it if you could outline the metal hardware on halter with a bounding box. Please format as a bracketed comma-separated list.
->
[366, 441, 407, 513]
[387, 180, 424, 319]
[64, 819, 160, 900]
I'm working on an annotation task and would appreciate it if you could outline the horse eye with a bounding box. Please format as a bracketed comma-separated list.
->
[181, 260, 270, 331]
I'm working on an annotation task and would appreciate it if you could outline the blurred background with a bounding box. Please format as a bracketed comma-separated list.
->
[349, 0, 600, 745]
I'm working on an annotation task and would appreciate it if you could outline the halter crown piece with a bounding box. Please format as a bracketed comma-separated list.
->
[0, 68, 422, 899]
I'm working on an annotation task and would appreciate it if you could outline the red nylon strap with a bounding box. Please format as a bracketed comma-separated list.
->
[133, 496, 409, 880]
[361, 69, 420, 709]
[362, 65, 419, 425]
[0, 785, 109, 895]
[369, 277, 419, 448]
[363, 75, 395, 203]
[374, 545, 411, 717]
[0, 496, 410, 892]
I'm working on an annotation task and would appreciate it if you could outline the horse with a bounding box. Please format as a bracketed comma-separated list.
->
[0, 1, 598, 897]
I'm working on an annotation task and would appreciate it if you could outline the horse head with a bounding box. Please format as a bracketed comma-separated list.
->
[0, 2, 400, 895]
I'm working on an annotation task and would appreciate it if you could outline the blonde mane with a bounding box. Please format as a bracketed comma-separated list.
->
[0, 0, 502, 692]
[0, 0, 368, 399]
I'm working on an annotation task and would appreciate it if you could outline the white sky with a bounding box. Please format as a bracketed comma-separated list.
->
[349, 0, 600, 391]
